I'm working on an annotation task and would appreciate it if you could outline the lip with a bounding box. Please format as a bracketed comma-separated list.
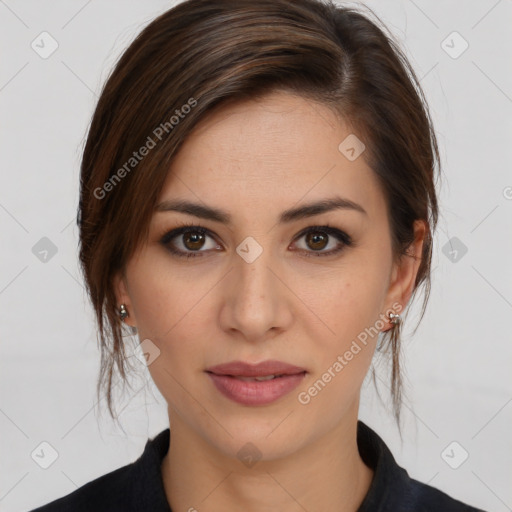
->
[205, 360, 307, 406]
[205, 360, 306, 377]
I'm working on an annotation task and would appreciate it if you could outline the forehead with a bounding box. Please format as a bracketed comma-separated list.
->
[158, 91, 384, 222]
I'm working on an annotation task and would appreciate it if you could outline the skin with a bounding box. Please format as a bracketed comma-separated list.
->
[114, 90, 425, 512]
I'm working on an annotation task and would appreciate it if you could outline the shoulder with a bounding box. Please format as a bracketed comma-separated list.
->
[357, 421, 487, 512]
[29, 463, 135, 512]
[400, 476, 487, 512]
[29, 429, 172, 512]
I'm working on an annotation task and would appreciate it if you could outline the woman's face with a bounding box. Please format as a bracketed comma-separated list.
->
[115, 90, 422, 460]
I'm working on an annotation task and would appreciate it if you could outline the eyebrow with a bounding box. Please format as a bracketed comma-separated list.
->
[155, 195, 367, 225]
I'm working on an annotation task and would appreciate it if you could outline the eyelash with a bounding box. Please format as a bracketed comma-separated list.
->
[159, 221, 353, 259]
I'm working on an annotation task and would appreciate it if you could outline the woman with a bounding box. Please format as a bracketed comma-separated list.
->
[31, 0, 486, 510]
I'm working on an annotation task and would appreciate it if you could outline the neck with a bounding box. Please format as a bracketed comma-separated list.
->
[161, 408, 374, 512]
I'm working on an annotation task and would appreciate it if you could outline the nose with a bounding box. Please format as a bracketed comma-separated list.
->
[219, 242, 293, 343]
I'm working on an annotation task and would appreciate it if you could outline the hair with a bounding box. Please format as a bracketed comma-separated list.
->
[77, 0, 440, 428]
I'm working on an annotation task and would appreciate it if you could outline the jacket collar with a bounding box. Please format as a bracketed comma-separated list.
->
[135, 420, 408, 511]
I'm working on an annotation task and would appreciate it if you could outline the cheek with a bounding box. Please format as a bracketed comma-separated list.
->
[295, 261, 390, 421]
[302, 283, 380, 403]
[129, 264, 211, 411]
[126, 253, 220, 408]
[127, 249, 213, 340]
[311, 250, 392, 352]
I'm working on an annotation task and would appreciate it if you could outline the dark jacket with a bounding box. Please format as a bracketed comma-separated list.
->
[30, 420, 486, 511]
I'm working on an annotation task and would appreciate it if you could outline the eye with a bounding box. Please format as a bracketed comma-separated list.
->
[159, 222, 353, 259]
[160, 222, 221, 259]
[292, 225, 353, 258]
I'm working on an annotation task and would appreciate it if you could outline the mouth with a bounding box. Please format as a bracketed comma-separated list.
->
[226, 373, 292, 381]
[205, 359, 307, 378]
[205, 360, 307, 406]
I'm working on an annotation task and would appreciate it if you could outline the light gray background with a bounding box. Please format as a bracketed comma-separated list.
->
[1, 1, 511, 511]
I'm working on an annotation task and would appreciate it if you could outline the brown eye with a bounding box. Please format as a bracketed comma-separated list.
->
[305, 231, 329, 251]
[160, 225, 220, 259]
[293, 226, 353, 258]
[183, 231, 206, 251]
[161, 223, 353, 260]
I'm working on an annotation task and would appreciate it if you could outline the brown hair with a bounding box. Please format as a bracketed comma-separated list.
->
[77, 0, 439, 427]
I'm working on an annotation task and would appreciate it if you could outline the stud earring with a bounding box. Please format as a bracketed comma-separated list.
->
[389, 312, 401, 325]
[118, 304, 129, 321]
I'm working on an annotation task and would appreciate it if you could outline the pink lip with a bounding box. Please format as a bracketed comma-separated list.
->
[205, 360, 306, 377]
[205, 360, 307, 406]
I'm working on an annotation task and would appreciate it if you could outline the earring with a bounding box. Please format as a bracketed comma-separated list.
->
[118, 304, 129, 321]
[376, 312, 401, 352]
[389, 312, 401, 325]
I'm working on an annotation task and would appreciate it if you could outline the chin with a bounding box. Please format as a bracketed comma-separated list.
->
[198, 411, 312, 463]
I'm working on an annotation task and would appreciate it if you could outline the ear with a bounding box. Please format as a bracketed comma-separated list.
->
[113, 271, 137, 328]
[383, 220, 426, 320]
